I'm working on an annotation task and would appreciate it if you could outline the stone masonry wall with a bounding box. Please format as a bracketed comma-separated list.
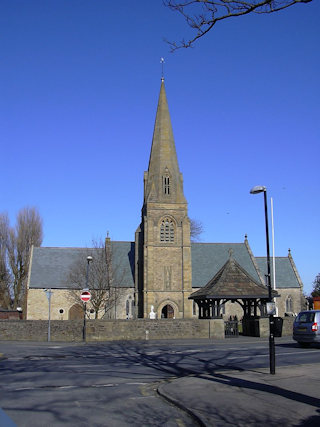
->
[0, 317, 294, 342]
[0, 320, 83, 341]
[0, 318, 224, 342]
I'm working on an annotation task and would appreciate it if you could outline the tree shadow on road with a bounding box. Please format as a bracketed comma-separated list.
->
[1, 340, 320, 426]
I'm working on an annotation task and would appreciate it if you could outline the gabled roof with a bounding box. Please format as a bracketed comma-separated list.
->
[28, 243, 135, 289]
[191, 242, 261, 288]
[190, 253, 272, 300]
[255, 256, 301, 289]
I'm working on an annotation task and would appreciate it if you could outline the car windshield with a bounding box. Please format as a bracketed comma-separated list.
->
[297, 312, 315, 323]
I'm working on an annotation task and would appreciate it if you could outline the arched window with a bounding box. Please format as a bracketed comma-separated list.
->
[160, 218, 175, 242]
[286, 296, 293, 313]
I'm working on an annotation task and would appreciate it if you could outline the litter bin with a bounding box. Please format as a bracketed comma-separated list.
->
[272, 317, 283, 337]
[242, 317, 260, 337]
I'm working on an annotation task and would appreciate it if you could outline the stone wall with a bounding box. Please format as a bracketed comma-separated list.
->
[282, 317, 295, 336]
[0, 317, 294, 342]
[274, 288, 302, 317]
[0, 318, 224, 342]
[0, 320, 83, 341]
[26, 288, 135, 320]
[246, 317, 294, 338]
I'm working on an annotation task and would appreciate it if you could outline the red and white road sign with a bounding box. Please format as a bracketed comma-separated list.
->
[80, 290, 91, 302]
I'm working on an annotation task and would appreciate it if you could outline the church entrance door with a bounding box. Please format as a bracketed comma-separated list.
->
[69, 304, 83, 320]
[161, 304, 174, 319]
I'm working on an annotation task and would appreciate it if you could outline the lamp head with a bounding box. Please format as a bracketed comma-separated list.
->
[250, 185, 266, 194]
[87, 256, 93, 262]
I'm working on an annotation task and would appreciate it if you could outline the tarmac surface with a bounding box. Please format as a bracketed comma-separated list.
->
[1, 341, 320, 426]
[159, 363, 320, 426]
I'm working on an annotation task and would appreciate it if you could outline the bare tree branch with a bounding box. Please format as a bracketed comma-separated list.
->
[164, 0, 313, 50]
[190, 218, 204, 242]
[67, 238, 126, 319]
[0, 213, 11, 308]
[0, 207, 43, 310]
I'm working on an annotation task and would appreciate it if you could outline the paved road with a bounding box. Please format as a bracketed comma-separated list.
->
[0, 337, 319, 426]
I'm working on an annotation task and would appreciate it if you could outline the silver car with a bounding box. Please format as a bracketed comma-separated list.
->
[293, 310, 320, 347]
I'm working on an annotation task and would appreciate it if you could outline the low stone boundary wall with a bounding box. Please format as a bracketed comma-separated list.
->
[87, 318, 225, 341]
[249, 317, 294, 338]
[0, 317, 294, 342]
[0, 320, 83, 342]
[282, 317, 294, 336]
[0, 318, 225, 342]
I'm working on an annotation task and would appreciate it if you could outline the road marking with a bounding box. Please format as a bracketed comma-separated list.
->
[8, 381, 150, 392]
[129, 396, 155, 400]
[126, 382, 149, 385]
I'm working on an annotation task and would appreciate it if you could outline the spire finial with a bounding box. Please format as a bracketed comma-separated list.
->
[228, 248, 233, 259]
[160, 57, 165, 81]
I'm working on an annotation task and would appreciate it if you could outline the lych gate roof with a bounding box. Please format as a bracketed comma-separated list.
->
[190, 252, 272, 300]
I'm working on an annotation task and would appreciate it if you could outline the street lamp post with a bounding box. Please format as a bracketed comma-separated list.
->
[250, 185, 276, 375]
[83, 256, 93, 342]
[44, 289, 53, 342]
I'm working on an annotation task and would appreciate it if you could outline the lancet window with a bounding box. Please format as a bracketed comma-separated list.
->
[286, 296, 293, 313]
[163, 174, 170, 195]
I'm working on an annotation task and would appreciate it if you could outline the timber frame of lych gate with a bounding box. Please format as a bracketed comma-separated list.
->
[189, 250, 278, 322]
[193, 296, 269, 319]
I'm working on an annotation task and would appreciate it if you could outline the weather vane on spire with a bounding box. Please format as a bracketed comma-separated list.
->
[160, 57, 165, 81]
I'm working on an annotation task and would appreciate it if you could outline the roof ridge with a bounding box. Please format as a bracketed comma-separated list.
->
[191, 242, 244, 246]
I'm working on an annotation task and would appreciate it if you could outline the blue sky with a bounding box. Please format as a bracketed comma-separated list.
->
[1, 1, 319, 295]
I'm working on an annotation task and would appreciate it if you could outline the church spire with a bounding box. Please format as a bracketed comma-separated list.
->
[144, 80, 186, 204]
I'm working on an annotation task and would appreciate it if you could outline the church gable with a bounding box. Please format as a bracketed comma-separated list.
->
[255, 255, 301, 289]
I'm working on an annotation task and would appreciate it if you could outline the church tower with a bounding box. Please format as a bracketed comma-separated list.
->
[135, 80, 193, 318]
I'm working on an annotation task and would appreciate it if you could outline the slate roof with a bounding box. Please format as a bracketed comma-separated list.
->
[255, 256, 300, 289]
[28, 242, 301, 292]
[190, 255, 273, 299]
[191, 243, 261, 288]
[28, 243, 135, 289]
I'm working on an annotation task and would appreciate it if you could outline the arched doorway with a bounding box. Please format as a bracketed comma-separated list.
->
[161, 304, 174, 319]
[69, 304, 83, 320]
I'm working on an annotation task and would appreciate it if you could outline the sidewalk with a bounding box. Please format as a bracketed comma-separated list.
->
[158, 364, 320, 426]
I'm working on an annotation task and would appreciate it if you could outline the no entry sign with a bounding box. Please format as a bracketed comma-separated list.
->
[80, 290, 91, 302]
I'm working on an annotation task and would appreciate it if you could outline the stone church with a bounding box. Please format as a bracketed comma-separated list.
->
[26, 80, 304, 321]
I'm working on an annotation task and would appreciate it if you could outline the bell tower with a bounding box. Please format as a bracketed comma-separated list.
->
[135, 80, 192, 318]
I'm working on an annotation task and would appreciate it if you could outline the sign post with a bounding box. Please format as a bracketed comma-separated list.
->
[81, 290, 91, 341]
